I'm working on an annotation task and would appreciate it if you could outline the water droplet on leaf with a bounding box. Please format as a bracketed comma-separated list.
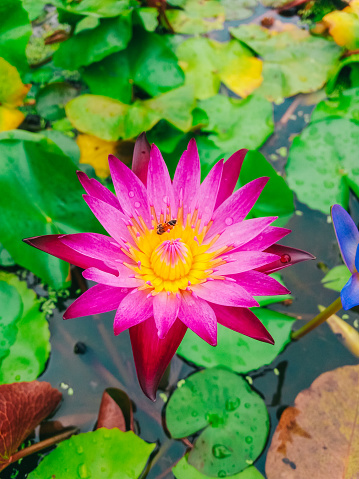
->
[212, 444, 232, 459]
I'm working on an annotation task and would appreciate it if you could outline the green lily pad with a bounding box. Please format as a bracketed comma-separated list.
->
[0, 0, 31, 73]
[41, 130, 80, 165]
[136, 7, 159, 31]
[311, 87, 359, 122]
[321, 265, 351, 292]
[0, 244, 15, 267]
[82, 28, 184, 103]
[238, 150, 294, 226]
[177, 308, 295, 374]
[198, 94, 273, 152]
[176, 36, 262, 100]
[0, 130, 103, 289]
[55, 0, 134, 17]
[230, 24, 342, 102]
[28, 428, 156, 479]
[326, 54, 359, 95]
[286, 118, 359, 214]
[53, 13, 132, 70]
[166, 367, 269, 476]
[66, 85, 195, 140]
[220, 0, 258, 20]
[166, 0, 225, 34]
[173, 455, 264, 479]
[0, 272, 50, 384]
[36, 82, 79, 121]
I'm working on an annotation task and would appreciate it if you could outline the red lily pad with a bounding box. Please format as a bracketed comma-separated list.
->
[0, 381, 62, 471]
[96, 388, 134, 432]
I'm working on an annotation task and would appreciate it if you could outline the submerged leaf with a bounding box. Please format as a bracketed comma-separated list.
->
[0, 381, 61, 471]
[0, 272, 50, 384]
[286, 117, 359, 214]
[166, 367, 269, 476]
[176, 37, 262, 100]
[28, 429, 155, 479]
[173, 455, 265, 479]
[266, 365, 359, 478]
[230, 23, 342, 102]
[177, 308, 295, 374]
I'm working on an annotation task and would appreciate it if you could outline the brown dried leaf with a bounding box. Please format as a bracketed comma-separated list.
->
[266, 365, 359, 478]
[96, 388, 134, 432]
[0, 381, 62, 471]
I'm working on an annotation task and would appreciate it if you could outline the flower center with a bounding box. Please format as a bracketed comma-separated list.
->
[150, 239, 193, 281]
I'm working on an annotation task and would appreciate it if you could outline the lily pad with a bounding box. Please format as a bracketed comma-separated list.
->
[66, 85, 195, 141]
[286, 118, 359, 214]
[230, 23, 342, 102]
[220, 0, 258, 21]
[55, 0, 134, 17]
[322, 2, 359, 50]
[0, 272, 51, 384]
[198, 94, 273, 153]
[311, 86, 359, 122]
[173, 455, 264, 479]
[0, 0, 31, 73]
[238, 150, 294, 226]
[265, 364, 359, 478]
[166, 367, 269, 477]
[325, 54, 359, 94]
[321, 265, 352, 292]
[176, 36, 263, 100]
[82, 28, 184, 103]
[0, 130, 103, 288]
[0, 381, 62, 472]
[36, 82, 79, 121]
[166, 0, 225, 34]
[53, 13, 132, 70]
[0, 58, 31, 108]
[177, 308, 295, 374]
[28, 429, 156, 479]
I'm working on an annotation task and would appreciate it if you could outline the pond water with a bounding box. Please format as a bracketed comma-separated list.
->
[2, 2, 359, 479]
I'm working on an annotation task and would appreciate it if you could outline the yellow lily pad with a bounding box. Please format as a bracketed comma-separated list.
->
[0, 107, 24, 132]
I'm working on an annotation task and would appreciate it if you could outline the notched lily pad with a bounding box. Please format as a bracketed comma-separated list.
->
[28, 428, 156, 479]
[166, 367, 269, 476]
[177, 308, 295, 374]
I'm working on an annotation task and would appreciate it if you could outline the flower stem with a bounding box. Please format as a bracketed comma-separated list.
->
[291, 297, 343, 341]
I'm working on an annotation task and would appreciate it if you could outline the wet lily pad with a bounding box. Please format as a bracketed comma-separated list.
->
[286, 118, 359, 214]
[230, 23, 342, 102]
[28, 429, 156, 479]
[173, 455, 264, 479]
[198, 94, 273, 152]
[166, 367, 269, 476]
[82, 28, 184, 103]
[0, 130, 103, 288]
[177, 308, 295, 374]
[0, 272, 50, 384]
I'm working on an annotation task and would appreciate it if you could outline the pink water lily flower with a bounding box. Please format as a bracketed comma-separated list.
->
[24, 134, 314, 400]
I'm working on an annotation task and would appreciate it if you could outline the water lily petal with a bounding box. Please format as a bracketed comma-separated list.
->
[230, 270, 290, 296]
[173, 138, 201, 218]
[207, 177, 269, 239]
[60, 233, 128, 265]
[153, 292, 181, 339]
[108, 154, 151, 226]
[215, 149, 247, 208]
[23, 234, 115, 274]
[191, 280, 259, 308]
[331, 204, 359, 274]
[356, 244, 359, 273]
[63, 284, 128, 319]
[132, 132, 151, 186]
[257, 244, 315, 274]
[210, 303, 274, 344]
[215, 251, 280, 275]
[341, 273, 359, 310]
[83, 195, 134, 245]
[129, 317, 187, 400]
[234, 226, 291, 252]
[191, 160, 223, 227]
[113, 290, 153, 335]
[83, 267, 143, 288]
[77, 171, 121, 211]
[147, 144, 176, 216]
[178, 291, 217, 346]
[207, 216, 277, 252]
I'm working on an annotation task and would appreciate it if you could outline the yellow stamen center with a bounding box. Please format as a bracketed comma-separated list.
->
[151, 239, 193, 281]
